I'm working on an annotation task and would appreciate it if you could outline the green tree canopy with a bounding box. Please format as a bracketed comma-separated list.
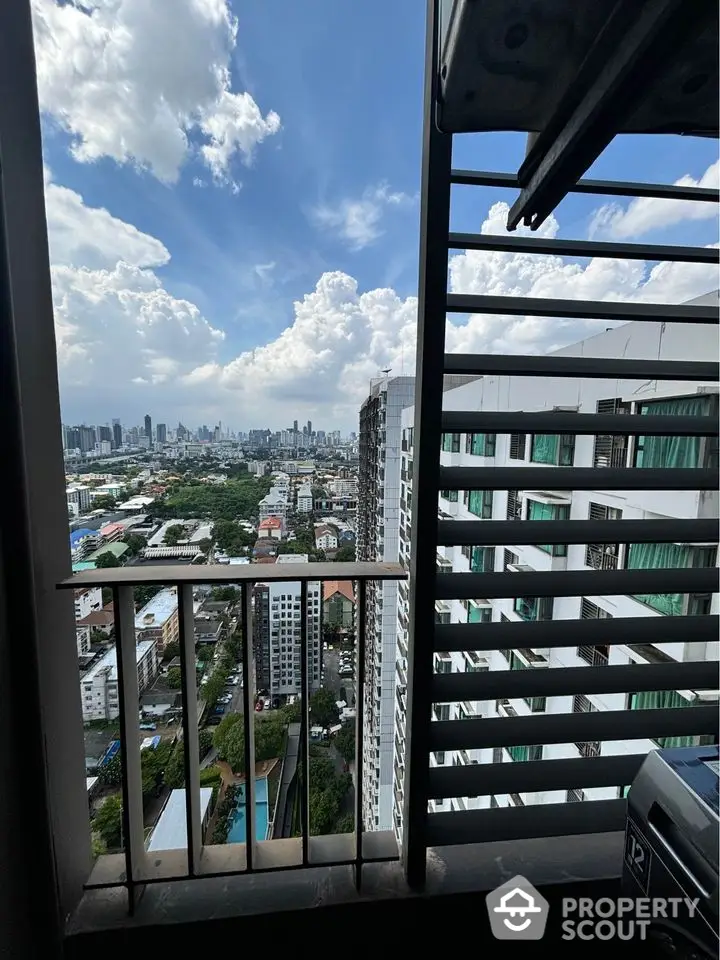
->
[166, 667, 182, 689]
[134, 584, 162, 609]
[123, 533, 147, 556]
[309, 688, 339, 728]
[95, 551, 121, 568]
[334, 725, 355, 764]
[92, 495, 117, 510]
[210, 586, 241, 602]
[334, 546, 356, 562]
[164, 524, 186, 546]
[94, 795, 123, 848]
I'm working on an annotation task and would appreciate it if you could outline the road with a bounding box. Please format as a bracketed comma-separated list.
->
[323, 646, 355, 707]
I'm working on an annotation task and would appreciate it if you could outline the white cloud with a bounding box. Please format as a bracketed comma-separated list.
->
[45, 175, 224, 395]
[182, 200, 716, 426]
[589, 160, 719, 239]
[312, 183, 415, 250]
[31, 0, 280, 185]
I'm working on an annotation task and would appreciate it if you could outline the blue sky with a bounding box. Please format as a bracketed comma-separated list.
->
[34, 0, 718, 432]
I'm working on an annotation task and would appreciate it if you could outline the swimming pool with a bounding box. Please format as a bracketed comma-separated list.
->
[226, 777, 269, 843]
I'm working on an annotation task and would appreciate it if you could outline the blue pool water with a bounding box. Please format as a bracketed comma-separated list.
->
[227, 777, 269, 843]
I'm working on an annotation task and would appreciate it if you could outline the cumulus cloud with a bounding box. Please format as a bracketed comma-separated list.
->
[31, 0, 280, 185]
[589, 159, 719, 239]
[312, 183, 416, 250]
[45, 175, 224, 394]
[184, 201, 717, 426]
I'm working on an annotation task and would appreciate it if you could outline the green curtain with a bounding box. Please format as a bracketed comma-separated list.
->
[468, 605, 491, 624]
[470, 433, 496, 456]
[637, 395, 711, 468]
[442, 433, 453, 452]
[528, 500, 569, 555]
[468, 490, 492, 518]
[508, 744, 542, 762]
[627, 542, 692, 616]
[471, 546, 494, 573]
[629, 690, 710, 748]
[530, 434, 559, 464]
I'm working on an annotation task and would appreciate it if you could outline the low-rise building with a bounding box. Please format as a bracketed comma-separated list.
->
[80, 640, 158, 721]
[76, 603, 115, 637]
[74, 587, 102, 622]
[322, 581, 355, 630]
[194, 618, 222, 644]
[258, 488, 288, 522]
[146, 788, 213, 852]
[258, 516, 284, 539]
[296, 483, 313, 513]
[135, 589, 179, 654]
[86, 542, 130, 565]
[314, 524, 339, 551]
[69, 528, 100, 562]
[76, 625, 91, 656]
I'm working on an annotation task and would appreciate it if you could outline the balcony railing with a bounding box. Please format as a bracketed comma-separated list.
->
[60, 562, 404, 909]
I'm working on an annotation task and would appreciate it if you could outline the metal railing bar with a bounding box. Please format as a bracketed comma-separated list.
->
[429, 705, 719, 751]
[443, 353, 719, 381]
[240, 584, 256, 870]
[445, 294, 718, 324]
[439, 466, 717, 491]
[434, 615, 718, 652]
[354, 579, 367, 889]
[449, 169, 720, 203]
[300, 580, 310, 866]
[177, 583, 202, 875]
[426, 798, 626, 846]
[428, 753, 646, 798]
[112, 585, 146, 912]
[432, 660, 718, 703]
[437, 518, 718, 546]
[441, 410, 718, 437]
[448, 232, 719, 264]
[435, 566, 719, 600]
[59, 562, 406, 589]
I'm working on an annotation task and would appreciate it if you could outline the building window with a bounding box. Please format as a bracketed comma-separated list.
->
[626, 543, 717, 616]
[507, 744, 543, 763]
[530, 433, 575, 466]
[567, 789, 585, 803]
[470, 546, 495, 573]
[506, 650, 547, 712]
[440, 489, 459, 502]
[506, 490, 521, 521]
[526, 498, 570, 555]
[466, 433, 497, 457]
[467, 604, 492, 624]
[509, 433, 526, 460]
[635, 394, 718, 469]
[468, 490, 493, 519]
[442, 433, 461, 453]
[503, 549, 518, 570]
[628, 690, 714, 749]
[513, 596, 553, 622]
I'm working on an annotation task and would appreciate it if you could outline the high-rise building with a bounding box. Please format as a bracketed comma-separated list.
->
[254, 555, 321, 698]
[394, 316, 719, 836]
[358, 375, 415, 831]
[97, 425, 112, 443]
[144, 414, 152, 443]
[156, 423, 167, 444]
[307, 420, 312, 436]
[112, 419, 122, 449]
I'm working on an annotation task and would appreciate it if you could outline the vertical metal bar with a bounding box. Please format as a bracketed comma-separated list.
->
[177, 583, 201, 874]
[354, 579, 367, 889]
[403, 0, 452, 889]
[299, 579, 310, 863]
[113, 586, 146, 912]
[240, 584, 256, 868]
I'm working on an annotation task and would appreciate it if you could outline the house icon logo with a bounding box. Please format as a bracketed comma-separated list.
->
[486, 875, 549, 940]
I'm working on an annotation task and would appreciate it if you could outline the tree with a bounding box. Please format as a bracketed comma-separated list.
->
[167, 667, 182, 689]
[309, 757, 336, 791]
[98, 753, 122, 786]
[164, 524, 186, 546]
[309, 786, 341, 836]
[94, 795, 123, 849]
[123, 533, 147, 556]
[197, 645, 214, 664]
[309, 688, 339, 728]
[163, 641, 180, 662]
[210, 586, 241, 602]
[333, 813, 354, 834]
[134, 584, 162, 609]
[281, 701, 301, 724]
[95, 551, 121, 568]
[92, 495, 117, 511]
[164, 745, 186, 788]
[198, 729, 213, 759]
[213, 713, 245, 772]
[335, 725, 355, 764]
[255, 716, 285, 762]
[334, 546, 356, 562]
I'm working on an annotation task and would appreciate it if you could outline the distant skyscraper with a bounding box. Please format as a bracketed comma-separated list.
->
[307, 420, 312, 436]
[144, 414, 152, 442]
[112, 419, 122, 449]
[293, 420, 298, 433]
[156, 423, 167, 444]
[98, 425, 112, 443]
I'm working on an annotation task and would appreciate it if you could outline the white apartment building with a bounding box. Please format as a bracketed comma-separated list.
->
[74, 587, 102, 622]
[358, 375, 415, 831]
[259, 488, 289, 522]
[314, 524, 339, 551]
[394, 317, 718, 831]
[76, 625, 91, 657]
[296, 483, 313, 513]
[265, 555, 321, 697]
[328, 479, 358, 498]
[80, 640, 159, 721]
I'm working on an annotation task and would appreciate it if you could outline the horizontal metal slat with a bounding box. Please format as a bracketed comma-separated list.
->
[428, 754, 646, 799]
[441, 410, 717, 437]
[432, 661, 719, 704]
[443, 353, 719, 381]
[429, 706, 719, 752]
[445, 294, 718, 324]
[434, 615, 719, 653]
[435, 567, 719, 601]
[439, 466, 716, 491]
[436, 518, 719, 546]
[447, 232, 718, 264]
[426, 799, 626, 847]
[449, 170, 720, 203]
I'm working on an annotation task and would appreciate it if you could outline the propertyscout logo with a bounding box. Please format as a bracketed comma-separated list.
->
[485, 875, 700, 941]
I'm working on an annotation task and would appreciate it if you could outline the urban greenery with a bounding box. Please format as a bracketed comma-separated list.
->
[308, 757, 352, 836]
[94, 551, 121, 568]
[334, 724, 355, 764]
[309, 688, 340, 729]
[163, 523, 186, 546]
[213, 714, 285, 774]
[151, 476, 273, 522]
[93, 794, 123, 849]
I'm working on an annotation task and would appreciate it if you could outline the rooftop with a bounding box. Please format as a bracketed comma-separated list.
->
[322, 580, 355, 603]
[259, 517, 282, 529]
[76, 603, 115, 629]
[82, 639, 156, 684]
[69, 528, 97, 547]
[146, 788, 214, 853]
[135, 588, 178, 630]
[86, 542, 130, 561]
